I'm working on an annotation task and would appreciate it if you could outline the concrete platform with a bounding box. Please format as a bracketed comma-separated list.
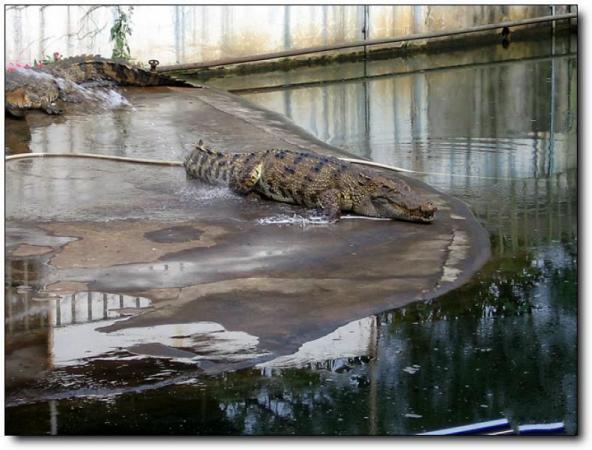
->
[5, 85, 489, 384]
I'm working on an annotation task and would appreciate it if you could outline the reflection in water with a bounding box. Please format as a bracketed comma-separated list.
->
[5, 280, 268, 372]
[238, 35, 577, 257]
[24, 91, 190, 162]
[51, 317, 267, 368]
[259, 316, 377, 370]
[50, 292, 151, 327]
[5, 34, 577, 434]
[223, 34, 577, 434]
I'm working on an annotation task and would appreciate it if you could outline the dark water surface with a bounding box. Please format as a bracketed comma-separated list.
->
[6, 33, 577, 435]
[233, 35, 578, 434]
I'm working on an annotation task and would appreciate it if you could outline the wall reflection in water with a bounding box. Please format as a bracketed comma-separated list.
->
[6, 276, 267, 372]
[5, 256, 154, 382]
[50, 292, 151, 327]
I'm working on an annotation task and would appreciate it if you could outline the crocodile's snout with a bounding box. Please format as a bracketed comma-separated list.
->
[419, 201, 438, 218]
[419, 201, 437, 221]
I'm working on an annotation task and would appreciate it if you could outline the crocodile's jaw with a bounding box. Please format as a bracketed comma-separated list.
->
[354, 194, 437, 223]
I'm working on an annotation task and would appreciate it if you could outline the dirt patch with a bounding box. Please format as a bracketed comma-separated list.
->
[9, 244, 55, 257]
[41, 221, 226, 269]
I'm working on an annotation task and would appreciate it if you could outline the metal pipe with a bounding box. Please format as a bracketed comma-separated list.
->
[157, 12, 577, 73]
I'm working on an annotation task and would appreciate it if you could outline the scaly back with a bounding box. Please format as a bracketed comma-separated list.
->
[184, 141, 260, 186]
[43, 55, 194, 87]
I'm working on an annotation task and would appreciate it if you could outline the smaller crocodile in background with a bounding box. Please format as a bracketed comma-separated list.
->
[5, 55, 196, 117]
[185, 142, 437, 223]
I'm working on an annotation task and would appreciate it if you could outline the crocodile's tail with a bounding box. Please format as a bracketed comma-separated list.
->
[184, 141, 235, 186]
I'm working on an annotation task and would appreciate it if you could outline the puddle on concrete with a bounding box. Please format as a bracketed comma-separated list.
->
[144, 225, 204, 243]
[49, 296, 268, 368]
[6, 281, 272, 405]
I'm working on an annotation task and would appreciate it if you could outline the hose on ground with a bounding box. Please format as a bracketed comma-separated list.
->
[5, 151, 509, 179]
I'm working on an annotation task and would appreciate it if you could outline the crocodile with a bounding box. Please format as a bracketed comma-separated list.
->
[184, 142, 437, 223]
[5, 55, 195, 117]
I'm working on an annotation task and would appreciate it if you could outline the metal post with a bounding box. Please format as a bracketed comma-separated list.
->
[284, 5, 291, 50]
[362, 5, 369, 60]
[23, 289, 30, 331]
[55, 297, 61, 327]
[49, 400, 58, 435]
[548, 27, 556, 176]
[71, 293, 76, 323]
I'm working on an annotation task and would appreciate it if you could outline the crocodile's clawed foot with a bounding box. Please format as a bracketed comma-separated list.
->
[245, 192, 262, 202]
[43, 102, 63, 115]
[315, 209, 340, 223]
[318, 189, 341, 223]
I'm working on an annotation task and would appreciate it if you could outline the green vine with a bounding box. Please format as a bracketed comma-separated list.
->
[110, 6, 133, 60]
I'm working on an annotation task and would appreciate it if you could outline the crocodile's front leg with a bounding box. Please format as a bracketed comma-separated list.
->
[317, 189, 342, 222]
[42, 101, 63, 115]
[230, 162, 263, 195]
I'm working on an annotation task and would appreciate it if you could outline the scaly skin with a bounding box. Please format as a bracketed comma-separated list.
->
[184, 142, 437, 223]
[43, 55, 194, 87]
[5, 70, 62, 116]
[5, 55, 195, 117]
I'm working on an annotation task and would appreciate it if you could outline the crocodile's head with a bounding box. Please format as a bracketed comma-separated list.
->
[6, 70, 63, 116]
[354, 176, 437, 223]
[5, 88, 63, 116]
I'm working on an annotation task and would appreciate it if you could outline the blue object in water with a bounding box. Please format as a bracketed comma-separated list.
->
[420, 419, 566, 436]
[518, 422, 565, 435]
[419, 418, 510, 435]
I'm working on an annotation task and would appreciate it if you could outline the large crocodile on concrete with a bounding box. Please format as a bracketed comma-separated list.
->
[185, 141, 437, 223]
[5, 55, 195, 117]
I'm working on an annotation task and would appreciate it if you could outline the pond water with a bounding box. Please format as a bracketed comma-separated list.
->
[231, 34, 578, 435]
[5, 32, 577, 435]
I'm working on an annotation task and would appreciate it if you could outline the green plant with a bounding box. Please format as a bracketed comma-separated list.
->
[37, 51, 63, 66]
[110, 6, 133, 60]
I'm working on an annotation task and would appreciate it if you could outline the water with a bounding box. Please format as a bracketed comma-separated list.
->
[206, 33, 579, 434]
[5, 33, 577, 435]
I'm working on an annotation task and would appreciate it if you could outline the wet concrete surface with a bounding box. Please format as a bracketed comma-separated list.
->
[5, 85, 489, 406]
